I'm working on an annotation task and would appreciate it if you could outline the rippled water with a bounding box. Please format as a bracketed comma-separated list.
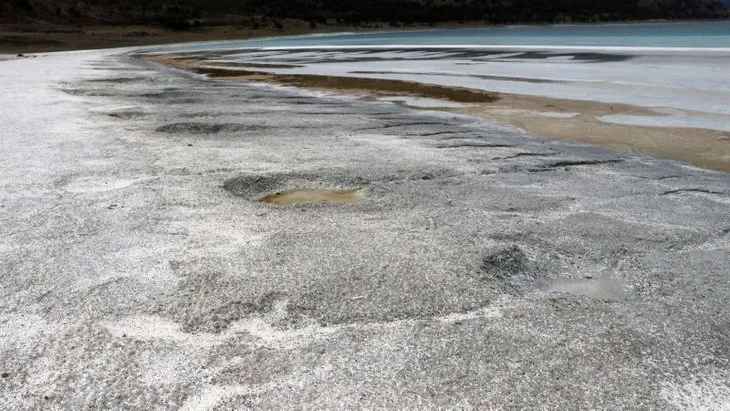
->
[163, 21, 730, 53]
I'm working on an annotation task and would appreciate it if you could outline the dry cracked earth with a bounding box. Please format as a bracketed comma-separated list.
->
[1, 50, 729, 409]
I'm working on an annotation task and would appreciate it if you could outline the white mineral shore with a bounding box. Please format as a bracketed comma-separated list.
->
[0, 48, 728, 409]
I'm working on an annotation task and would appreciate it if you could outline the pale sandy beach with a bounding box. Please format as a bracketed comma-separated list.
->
[1, 43, 729, 409]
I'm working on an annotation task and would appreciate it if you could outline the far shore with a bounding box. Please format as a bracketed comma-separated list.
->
[0, 21, 524, 54]
[0, 23, 338, 54]
[142, 53, 730, 172]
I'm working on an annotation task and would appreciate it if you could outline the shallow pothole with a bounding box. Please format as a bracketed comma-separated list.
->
[223, 173, 368, 206]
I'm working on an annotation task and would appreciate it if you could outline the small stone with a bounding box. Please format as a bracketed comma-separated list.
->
[1, 372, 9, 378]
[187, 143, 193, 146]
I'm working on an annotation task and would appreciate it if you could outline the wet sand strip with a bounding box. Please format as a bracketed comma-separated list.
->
[194, 66, 499, 104]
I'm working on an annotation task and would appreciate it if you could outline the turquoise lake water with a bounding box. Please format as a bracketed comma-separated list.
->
[165, 20, 730, 52]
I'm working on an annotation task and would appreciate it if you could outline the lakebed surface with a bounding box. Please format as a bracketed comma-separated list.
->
[144, 21, 730, 171]
[0, 46, 729, 409]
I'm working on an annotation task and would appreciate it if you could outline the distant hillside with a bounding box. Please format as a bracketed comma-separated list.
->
[1, 0, 727, 26]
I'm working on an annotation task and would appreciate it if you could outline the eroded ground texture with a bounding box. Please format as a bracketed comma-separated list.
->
[1, 49, 729, 410]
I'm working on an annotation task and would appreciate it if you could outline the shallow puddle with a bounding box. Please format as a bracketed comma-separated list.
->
[258, 188, 362, 205]
[544, 278, 624, 301]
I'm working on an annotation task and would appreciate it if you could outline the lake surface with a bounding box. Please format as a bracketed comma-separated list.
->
[153, 21, 730, 131]
[165, 21, 730, 52]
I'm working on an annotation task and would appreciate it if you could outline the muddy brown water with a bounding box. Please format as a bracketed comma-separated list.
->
[258, 188, 363, 205]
